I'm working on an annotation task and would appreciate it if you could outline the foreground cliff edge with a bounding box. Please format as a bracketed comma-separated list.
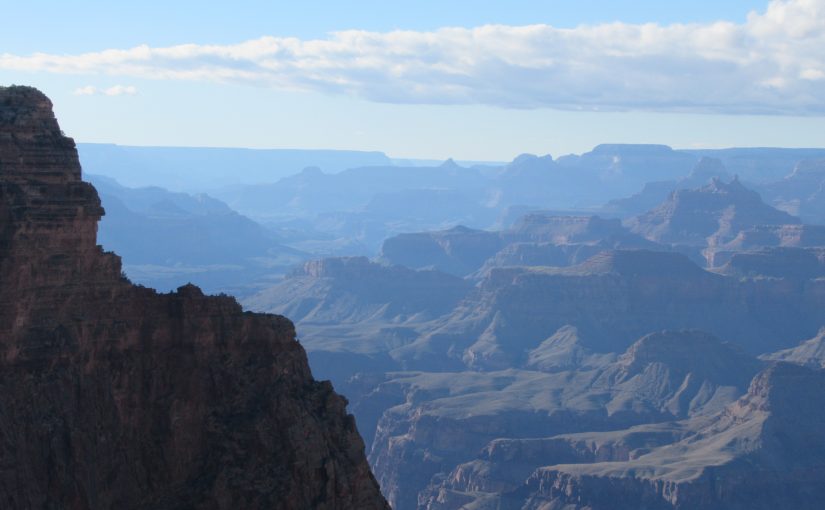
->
[0, 86, 389, 508]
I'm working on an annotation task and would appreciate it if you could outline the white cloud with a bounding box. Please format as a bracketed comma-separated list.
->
[73, 84, 138, 96]
[103, 85, 138, 96]
[801, 68, 825, 80]
[73, 85, 98, 96]
[9, 0, 825, 115]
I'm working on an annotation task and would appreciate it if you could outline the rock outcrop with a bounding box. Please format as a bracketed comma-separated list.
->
[393, 249, 825, 370]
[510, 363, 825, 510]
[505, 215, 631, 244]
[704, 224, 825, 267]
[366, 331, 762, 510]
[381, 214, 663, 279]
[0, 86, 388, 509]
[416, 362, 825, 510]
[715, 246, 825, 279]
[246, 256, 472, 325]
[604, 157, 730, 217]
[763, 327, 825, 368]
[628, 177, 799, 248]
[379, 226, 505, 277]
[757, 158, 825, 223]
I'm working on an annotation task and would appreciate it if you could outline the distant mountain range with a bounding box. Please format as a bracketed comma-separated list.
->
[87, 174, 305, 295]
[239, 173, 825, 509]
[85, 144, 825, 284]
[76, 143, 503, 191]
[77, 143, 393, 191]
[77, 139, 825, 509]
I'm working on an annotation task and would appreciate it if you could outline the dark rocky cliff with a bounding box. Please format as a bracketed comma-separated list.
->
[0, 85, 388, 509]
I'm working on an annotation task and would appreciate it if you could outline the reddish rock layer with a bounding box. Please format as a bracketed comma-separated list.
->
[0, 85, 388, 509]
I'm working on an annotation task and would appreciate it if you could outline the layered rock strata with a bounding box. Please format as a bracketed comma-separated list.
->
[508, 363, 825, 510]
[0, 86, 388, 509]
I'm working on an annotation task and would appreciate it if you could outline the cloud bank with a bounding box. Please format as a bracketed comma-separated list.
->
[5, 0, 825, 115]
[73, 85, 138, 96]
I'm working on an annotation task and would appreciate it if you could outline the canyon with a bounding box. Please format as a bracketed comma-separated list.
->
[247, 167, 825, 508]
[8, 84, 825, 509]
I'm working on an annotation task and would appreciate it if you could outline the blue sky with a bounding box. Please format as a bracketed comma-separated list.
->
[3, 1, 769, 52]
[3, 0, 824, 160]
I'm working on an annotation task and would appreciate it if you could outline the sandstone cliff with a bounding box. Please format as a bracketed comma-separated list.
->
[0, 85, 388, 509]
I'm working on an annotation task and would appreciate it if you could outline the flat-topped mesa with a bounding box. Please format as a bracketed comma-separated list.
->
[0, 86, 81, 183]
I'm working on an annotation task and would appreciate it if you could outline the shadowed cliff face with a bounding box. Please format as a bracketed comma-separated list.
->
[0, 86, 388, 509]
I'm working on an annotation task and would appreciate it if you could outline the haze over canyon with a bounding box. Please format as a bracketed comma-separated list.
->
[2, 80, 825, 509]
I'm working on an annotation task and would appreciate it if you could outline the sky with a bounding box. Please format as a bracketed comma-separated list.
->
[2, 0, 825, 160]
